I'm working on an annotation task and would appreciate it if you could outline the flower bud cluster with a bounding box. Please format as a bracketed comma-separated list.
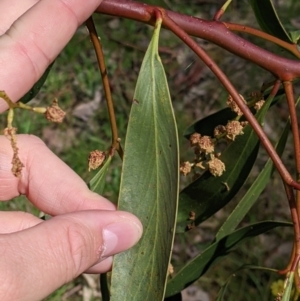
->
[0, 90, 67, 178]
[44, 98, 66, 123]
[180, 91, 265, 179]
[180, 132, 226, 178]
[226, 94, 246, 116]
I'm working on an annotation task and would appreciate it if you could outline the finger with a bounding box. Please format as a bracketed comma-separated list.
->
[0, 0, 39, 34]
[0, 0, 103, 112]
[0, 211, 42, 234]
[0, 135, 116, 214]
[0, 211, 115, 273]
[85, 256, 113, 274]
[0, 210, 142, 301]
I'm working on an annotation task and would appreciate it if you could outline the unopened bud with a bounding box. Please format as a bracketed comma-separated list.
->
[208, 157, 225, 177]
[225, 120, 244, 141]
[88, 150, 106, 171]
[180, 161, 192, 176]
[45, 98, 66, 123]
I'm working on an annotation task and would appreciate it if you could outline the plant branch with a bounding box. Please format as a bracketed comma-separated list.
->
[284, 83, 300, 255]
[86, 16, 123, 159]
[284, 82, 300, 180]
[96, 0, 300, 80]
[223, 22, 300, 60]
[213, 0, 232, 21]
[282, 184, 300, 274]
[158, 11, 300, 190]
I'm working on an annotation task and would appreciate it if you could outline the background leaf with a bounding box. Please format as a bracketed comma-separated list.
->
[19, 63, 54, 103]
[176, 96, 273, 233]
[281, 272, 294, 301]
[110, 19, 179, 301]
[166, 221, 292, 297]
[215, 118, 290, 241]
[89, 155, 112, 195]
[290, 30, 300, 44]
[215, 265, 278, 301]
[184, 108, 236, 138]
[164, 293, 182, 301]
[248, 0, 292, 43]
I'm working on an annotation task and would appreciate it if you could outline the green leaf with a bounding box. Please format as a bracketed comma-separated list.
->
[290, 30, 300, 44]
[177, 97, 273, 233]
[164, 293, 182, 301]
[216, 265, 278, 301]
[215, 279, 230, 301]
[282, 272, 294, 301]
[166, 221, 292, 297]
[89, 155, 112, 195]
[184, 108, 236, 138]
[248, 0, 292, 43]
[110, 18, 179, 301]
[215, 119, 290, 241]
[19, 62, 54, 103]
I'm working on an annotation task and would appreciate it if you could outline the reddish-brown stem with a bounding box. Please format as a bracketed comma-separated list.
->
[86, 17, 124, 159]
[279, 184, 300, 275]
[213, 9, 224, 21]
[284, 82, 300, 180]
[284, 82, 300, 246]
[96, 0, 300, 80]
[213, 0, 232, 21]
[159, 12, 300, 190]
[279, 244, 296, 275]
[223, 22, 300, 60]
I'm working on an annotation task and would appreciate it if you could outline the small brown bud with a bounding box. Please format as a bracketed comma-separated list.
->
[198, 136, 215, 154]
[189, 133, 201, 146]
[45, 98, 66, 123]
[240, 121, 249, 127]
[189, 211, 196, 221]
[168, 263, 174, 276]
[208, 157, 225, 177]
[213, 125, 226, 138]
[225, 120, 244, 141]
[226, 94, 246, 116]
[180, 161, 192, 176]
[88, 150, 106, 171]
[254, 99, 265, 111]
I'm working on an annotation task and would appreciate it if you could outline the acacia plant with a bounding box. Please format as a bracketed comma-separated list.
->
[2, 0, 300, 300]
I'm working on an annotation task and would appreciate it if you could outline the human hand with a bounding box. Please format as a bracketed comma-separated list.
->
[0, 1, 143, 301]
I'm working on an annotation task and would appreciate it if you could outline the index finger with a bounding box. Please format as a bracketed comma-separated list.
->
[0, 0, 103, 112]
[0, 135, 116, 214]
[0, 0, 39, 35]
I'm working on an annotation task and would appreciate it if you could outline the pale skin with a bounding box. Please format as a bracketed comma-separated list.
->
[0, 1, 143, 300]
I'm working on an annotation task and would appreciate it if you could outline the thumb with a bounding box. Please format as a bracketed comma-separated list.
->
[0, 210, 142, 301]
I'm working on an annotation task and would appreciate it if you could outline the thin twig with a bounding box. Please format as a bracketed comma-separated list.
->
[284, 82, 300, 268]
[86, 16, 124, 159]
[213, 0, 232, 21]
[279, 184, 300, 276]
[284, 82, 300, 180]
[223, 22, 300, 60]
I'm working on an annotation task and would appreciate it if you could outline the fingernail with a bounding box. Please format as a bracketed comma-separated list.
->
[102, 221, 142, 258]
